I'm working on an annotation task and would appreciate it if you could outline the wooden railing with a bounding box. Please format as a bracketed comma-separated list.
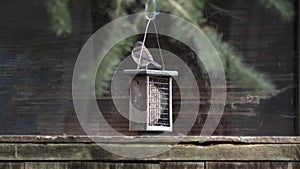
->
[0, 136, 299, 168]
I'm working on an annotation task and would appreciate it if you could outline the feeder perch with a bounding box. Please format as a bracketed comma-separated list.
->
[124, 69, 178, 132]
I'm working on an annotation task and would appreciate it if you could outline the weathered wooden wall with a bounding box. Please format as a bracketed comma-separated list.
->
[1, 162, 298, 169]
[0, 136, 300, 169]
[0, 0, 298, 136]
[0, 1, 298, 168]
[206, 0, 297, 136]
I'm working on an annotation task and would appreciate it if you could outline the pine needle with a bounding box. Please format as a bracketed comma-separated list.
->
[259, 0, 294, 21]
[46, 0, 72, 36]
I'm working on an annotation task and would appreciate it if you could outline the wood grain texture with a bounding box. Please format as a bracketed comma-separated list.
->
[206, 162, 299, 169]
[69, 162, 160, 169]
[0, 143, 300, 161]
[24, 162, 159, 169]
[129, 76, 147, 131]
[0, 163, 24, 169]
[1, 162, 300, 169]
[0, 0, 297, 136]
[1, 136, 300, 144]
[160, 162, 204, 169]
[25, 163, 68, 169]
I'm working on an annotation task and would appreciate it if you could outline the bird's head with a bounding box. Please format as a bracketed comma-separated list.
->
[134, 41, 143, 47]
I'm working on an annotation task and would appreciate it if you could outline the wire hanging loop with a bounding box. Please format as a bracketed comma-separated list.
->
[145, 0, 157, 20]
[137, 0, 165, 70]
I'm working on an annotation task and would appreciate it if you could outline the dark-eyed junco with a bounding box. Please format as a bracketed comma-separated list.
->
[131, 41, 161, 68]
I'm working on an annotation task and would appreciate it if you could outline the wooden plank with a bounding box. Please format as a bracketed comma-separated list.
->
[291, 163, 300, 168]
[0, 144, 17, 160]
[0, 163, 24, 169]
[25, 163, 68, 169]
[129, 76, 147, 131]
[24, 162, 160, 169]
[160, 162, 204, 169]
[0, 143, 300, 161]
[206, 162, 300, 169]
[70, 162, 160, 169]
[1, 136, 300, 144]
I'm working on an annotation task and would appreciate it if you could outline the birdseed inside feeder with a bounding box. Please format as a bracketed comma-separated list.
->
[124, 69, 178, 132]
[122, 0, 178, 132]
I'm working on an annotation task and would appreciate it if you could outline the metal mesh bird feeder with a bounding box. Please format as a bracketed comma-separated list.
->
[122, 0, 178, 132]
[124, 69, 178, 132]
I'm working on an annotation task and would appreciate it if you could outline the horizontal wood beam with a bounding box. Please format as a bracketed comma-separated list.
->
[0, 136, 300, 144]
[0, 143, 299, 161]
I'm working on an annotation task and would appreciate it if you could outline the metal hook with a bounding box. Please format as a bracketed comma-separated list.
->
[145, 0, 157, 20]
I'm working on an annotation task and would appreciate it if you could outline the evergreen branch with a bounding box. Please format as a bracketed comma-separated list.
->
[202, 27, 275, 94]
[158, 0, 206, 24]
[95, 16, 137, 96]
[208, 2, 246, 22]
[167, 0, 192, 20]
[93, 0, 276, 96]
[95, 38, 135, 96]
[258, 0, 294, 21]
[94, 0, 140, 96]
[115, 0, 122, 17]
[46, 0, 72, 36]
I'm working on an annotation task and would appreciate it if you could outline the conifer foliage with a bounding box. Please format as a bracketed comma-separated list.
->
[46, 0, 294, 96]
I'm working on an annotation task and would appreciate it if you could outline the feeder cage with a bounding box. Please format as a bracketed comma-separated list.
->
[124, 69, 178, 132]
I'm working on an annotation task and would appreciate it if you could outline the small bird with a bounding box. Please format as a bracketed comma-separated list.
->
[131, 41, 161, 68]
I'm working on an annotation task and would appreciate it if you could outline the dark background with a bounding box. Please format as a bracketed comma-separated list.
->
[0, 0, 298, 135]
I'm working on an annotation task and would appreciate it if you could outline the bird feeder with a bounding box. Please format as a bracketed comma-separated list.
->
[124, 69, 178, 132]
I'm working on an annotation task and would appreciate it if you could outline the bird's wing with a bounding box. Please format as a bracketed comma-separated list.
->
[140, 47, 154, 61]
[131, 50, 141, 65]
[131, 46, 148, 66]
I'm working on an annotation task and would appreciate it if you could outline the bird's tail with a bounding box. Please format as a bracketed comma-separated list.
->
[151, 61, 161, 68]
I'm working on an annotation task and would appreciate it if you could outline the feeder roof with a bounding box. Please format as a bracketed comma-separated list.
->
[123, 69, 178, 77]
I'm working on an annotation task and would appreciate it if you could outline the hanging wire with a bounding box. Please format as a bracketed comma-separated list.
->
[152, 20, 165, 70]
[137, 19, 151, 69]
[137, 0, 165, 70]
